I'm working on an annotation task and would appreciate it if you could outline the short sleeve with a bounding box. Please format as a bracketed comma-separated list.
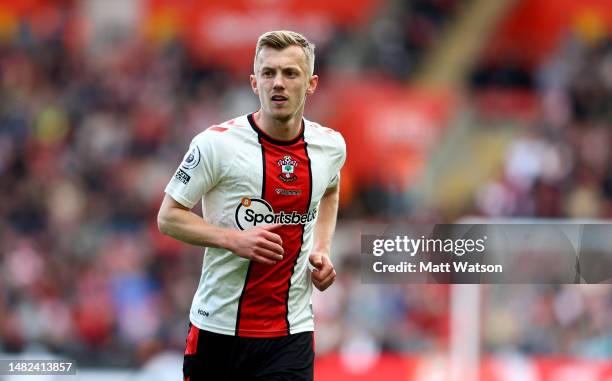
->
[327, 132, 346, 189]
[328, 172, 341, 188]
[164, 132, 220, 209]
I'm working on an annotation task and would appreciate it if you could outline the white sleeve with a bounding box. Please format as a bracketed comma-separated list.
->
[164, 132, 220, 209]
[327, 132, 347, 189]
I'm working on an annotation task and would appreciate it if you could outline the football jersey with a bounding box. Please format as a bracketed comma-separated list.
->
[165, 113, 346, 338]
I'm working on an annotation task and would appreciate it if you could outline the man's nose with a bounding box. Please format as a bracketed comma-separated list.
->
[272, 73, 285, 89]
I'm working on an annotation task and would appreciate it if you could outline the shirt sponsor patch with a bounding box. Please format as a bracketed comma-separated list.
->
[235, 197, 316, 230]
[175, 169, 191, 184]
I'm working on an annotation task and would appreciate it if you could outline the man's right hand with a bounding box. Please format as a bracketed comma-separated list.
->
[227, 224, 284, 265]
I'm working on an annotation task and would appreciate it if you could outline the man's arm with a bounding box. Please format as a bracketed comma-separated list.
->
[309, 184, 340, 291]
[157, 194, 285, 265]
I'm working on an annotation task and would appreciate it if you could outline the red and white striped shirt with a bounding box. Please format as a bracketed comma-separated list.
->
[165, 113, 346, 337]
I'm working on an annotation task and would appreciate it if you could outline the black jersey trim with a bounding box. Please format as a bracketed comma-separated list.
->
[235, 135, 267, 336]
[235, 262, 252, 336]
[284, 139, 313, 335]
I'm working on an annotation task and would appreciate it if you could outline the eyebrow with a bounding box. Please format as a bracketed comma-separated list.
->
[260, 65, 302, 72]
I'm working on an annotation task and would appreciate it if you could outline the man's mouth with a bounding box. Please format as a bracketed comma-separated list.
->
[271, 95, 288, 104]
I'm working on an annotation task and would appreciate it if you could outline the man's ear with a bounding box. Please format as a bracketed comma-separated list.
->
[306, 75, 318, 96]
[250, 74, 258, 95]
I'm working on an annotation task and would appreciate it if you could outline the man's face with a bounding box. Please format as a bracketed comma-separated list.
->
[250, 46, 318, 123]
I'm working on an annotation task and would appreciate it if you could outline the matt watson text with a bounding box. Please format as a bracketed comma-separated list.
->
[373, 261, 503, 273]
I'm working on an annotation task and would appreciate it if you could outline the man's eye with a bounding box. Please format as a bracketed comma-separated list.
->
[263, 71, 273, 77]
[286, 71, 297, 77]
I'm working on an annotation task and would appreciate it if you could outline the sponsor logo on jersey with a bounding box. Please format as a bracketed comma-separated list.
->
[181, 146, 201, 170]
[235, 197, 316, 230]
[275, 188, 302, 196]
[175, 169, 191, 184]
[277, 155, 298, 183]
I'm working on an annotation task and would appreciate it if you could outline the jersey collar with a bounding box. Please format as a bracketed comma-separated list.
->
[248, 113, 305, 146]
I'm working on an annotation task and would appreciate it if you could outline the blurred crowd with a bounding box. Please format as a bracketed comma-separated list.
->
[467, 29, 612, 359]
[473, 34, 612, 219]
[0, 0, 609, 369]
[364, 0, 463, 79]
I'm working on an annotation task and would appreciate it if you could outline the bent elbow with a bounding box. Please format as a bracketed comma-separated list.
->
[157, 210, 171, 236]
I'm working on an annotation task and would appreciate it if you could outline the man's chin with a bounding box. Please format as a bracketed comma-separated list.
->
[268, 109, 294, 123]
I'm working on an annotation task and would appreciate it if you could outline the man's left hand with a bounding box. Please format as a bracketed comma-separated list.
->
[309, 252, 336, 291]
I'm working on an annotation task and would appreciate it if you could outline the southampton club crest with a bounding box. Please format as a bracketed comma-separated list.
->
[277, 155, 298, 183]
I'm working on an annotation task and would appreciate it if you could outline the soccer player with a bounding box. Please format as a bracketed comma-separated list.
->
[157, 30, 346, 380]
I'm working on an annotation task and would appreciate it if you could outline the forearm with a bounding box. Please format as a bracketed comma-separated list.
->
[313, 185, 340, 254]
[157, 195, 235, 250]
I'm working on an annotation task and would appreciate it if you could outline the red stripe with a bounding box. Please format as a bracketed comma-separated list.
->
[209, 126, 228, 132]
[184, 324, 199, 355]
[237, 136, 311, 337]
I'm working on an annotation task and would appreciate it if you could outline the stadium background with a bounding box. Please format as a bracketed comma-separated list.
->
[0, 0, 610, 379]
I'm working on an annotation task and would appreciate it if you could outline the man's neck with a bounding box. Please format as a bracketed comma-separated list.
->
[254, 110, 303, 141]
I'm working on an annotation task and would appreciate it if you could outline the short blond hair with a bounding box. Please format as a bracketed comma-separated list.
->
[254, 30, 315, 76]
